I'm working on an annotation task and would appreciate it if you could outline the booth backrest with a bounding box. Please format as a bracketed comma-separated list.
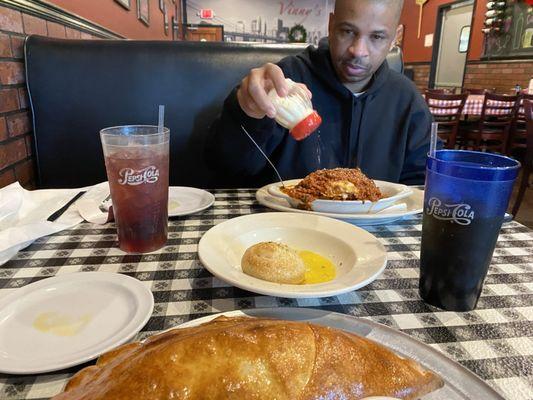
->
[25, 36, 403, 188]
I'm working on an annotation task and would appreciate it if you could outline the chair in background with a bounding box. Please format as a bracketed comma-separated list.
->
[425, 91, 467, 148]
[512, 100, 532, 216]
[508, 93, 533, 157]
[462, 93, 519, 153]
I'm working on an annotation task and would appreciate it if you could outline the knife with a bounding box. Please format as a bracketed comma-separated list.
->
[47, 191, 86, 222]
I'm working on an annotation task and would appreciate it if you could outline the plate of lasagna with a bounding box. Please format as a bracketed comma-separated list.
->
[268, 168, 412, 214]
[258, 168, 423, 225]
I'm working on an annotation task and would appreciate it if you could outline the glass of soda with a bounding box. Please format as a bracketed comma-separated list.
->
[419, 150, 520, 311]
[100, 125, 170, 253]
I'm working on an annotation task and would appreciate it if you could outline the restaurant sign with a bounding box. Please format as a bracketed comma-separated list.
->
[199, 9, 214, 19]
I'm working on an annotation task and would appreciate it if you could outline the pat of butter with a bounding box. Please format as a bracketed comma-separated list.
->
[33, 312, 92, 336]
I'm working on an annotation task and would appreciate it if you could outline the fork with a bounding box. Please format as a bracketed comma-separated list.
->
[99, 194, 112, 213]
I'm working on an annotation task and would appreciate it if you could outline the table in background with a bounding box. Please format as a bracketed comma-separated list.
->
[428, 95, 522, 116]
[0, 189, 531, 400]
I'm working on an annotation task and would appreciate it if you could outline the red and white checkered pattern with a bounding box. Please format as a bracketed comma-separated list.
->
[427, 95, 519, 116]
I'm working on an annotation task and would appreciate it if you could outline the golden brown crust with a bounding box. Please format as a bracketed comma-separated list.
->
[302, 325, 443, 399]
[281, 168, 382, 209]
[54, 316, 443, 400]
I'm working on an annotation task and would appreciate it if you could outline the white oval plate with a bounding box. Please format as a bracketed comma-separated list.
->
[174, 308, 503, 400]
[0, 272, 154, 374]
[258, 185, 423, 226]
[168, 187, 215, 217]
[268, 179, 412, 214]
[82, 183, 214, 219]
[198, 212, 387, 298]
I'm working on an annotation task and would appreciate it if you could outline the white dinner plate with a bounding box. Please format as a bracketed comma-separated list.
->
[268, 179, 413, 214]
[82, 184, 214, 220]
[174, 308, 503, 400]
[168, 187, 215, 217]
[0, 272, 154, 374]
[257, 184, 424, 226]
[198, 212, 387, 298]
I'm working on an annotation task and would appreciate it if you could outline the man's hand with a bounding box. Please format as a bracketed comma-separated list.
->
[236, 63, 311, 119]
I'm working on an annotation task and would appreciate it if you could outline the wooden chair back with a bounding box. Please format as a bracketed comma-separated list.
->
[512, 100, 533, 216]
[475, 93, 519, 153]
[425, 92, 467, 148]
[509, 93, 533, 153]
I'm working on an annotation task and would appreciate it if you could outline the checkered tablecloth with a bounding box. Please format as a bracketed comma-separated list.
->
[0, 189, 532, 400]
[428, 95, 519, 116]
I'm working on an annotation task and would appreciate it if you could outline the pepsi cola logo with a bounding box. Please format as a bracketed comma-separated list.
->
[426, 197, 474, 225]
[118, 166, 159, 185]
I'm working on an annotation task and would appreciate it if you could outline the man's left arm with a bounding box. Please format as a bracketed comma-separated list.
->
[400, 99, 434, 185]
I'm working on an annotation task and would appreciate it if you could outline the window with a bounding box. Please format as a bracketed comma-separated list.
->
[458, 26, 470, 53]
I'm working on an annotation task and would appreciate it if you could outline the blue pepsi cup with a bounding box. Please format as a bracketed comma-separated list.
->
[420, 150, 520, 311]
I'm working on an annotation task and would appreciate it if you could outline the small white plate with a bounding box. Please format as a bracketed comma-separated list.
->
[258, 184, 424, 226]
[268, 179, 412, 214]
[84, 184, 214, 219]
[168, 187, 215, 217]
[198, 212, 387, 298]
[174, 308, 503, 400]
[0, 272, 154, 374]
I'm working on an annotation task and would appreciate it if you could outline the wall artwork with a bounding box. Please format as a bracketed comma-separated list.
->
[138, 0, 150, 26]
[483, 1, 533, 58]
[114, 0, 131, 10]
[187, 0, 332, 44]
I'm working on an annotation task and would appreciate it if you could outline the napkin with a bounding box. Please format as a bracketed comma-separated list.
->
[0, 182, 84, 266]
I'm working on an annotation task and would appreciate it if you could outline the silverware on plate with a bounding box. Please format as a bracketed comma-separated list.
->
[99, 194, 112, 213]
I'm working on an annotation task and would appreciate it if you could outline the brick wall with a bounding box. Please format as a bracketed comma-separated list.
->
[404, 63, 431, 92]
[464, 61, 533, 94]
[0, 5, 100, 189]
[405, 61, 533, 94]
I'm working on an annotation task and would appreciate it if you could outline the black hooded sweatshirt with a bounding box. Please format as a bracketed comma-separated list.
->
[206, 43, 433, 187]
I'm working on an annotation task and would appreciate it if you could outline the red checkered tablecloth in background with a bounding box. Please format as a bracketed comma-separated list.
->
[428, 95, 519, 116]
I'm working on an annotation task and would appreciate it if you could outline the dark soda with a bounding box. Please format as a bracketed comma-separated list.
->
[104, 145, 169, 253]
[419, 214, 504, 311]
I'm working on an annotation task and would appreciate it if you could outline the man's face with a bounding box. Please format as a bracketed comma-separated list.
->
[328, 0, 398, 86]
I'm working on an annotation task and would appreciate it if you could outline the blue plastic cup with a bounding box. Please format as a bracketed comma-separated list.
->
[420, 150, 520, 311]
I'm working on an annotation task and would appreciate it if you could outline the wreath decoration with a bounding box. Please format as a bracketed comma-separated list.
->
[288, 24, 307, 43]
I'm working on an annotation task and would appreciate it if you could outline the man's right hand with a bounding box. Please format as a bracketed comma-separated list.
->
[236, 63, 289, 119]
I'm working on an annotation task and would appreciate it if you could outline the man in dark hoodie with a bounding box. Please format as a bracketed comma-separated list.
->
[206, 0, 432, 186]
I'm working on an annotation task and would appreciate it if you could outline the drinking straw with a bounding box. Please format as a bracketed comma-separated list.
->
[158, 105, 165, 133]
[430, 122, 438, 158]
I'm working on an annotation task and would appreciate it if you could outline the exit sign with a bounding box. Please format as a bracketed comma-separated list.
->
[199, 9, 214, 19]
